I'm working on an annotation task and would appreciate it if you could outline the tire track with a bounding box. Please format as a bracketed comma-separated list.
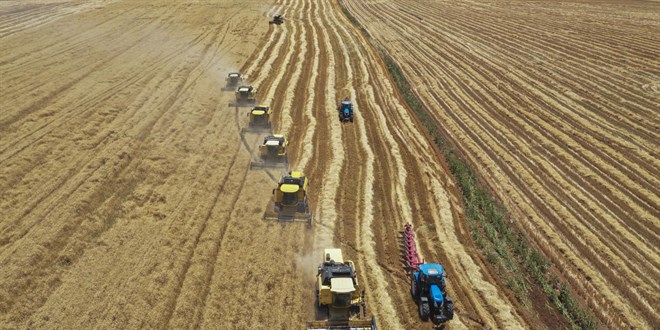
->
[321, 2, 403, 328]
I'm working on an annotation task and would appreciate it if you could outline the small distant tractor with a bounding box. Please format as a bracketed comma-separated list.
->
[306, 248, 377, 330]
[230, 85, 256, 107]
[403, 223, 454, 325]
[241, 105, 272, 133]
[263, 171, 313, 225]
[224, 72, 243, 90]
[269, 14, 284, 25]
[250, 134, 288, 169]
[338, 97, 354, 123]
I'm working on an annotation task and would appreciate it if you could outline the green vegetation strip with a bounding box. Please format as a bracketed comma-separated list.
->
[337, 1, 597, 329]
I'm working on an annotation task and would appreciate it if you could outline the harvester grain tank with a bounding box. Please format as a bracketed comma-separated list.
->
[338, 97, 354, 123]
[403, 223, 454, 325]
[263, 171, 313, 225]
[306, 248, 377, 330]
[250, 134, 288, 169]
[241, 105, 272, 133]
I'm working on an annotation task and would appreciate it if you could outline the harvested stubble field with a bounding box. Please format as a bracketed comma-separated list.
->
[0, 0, 657, 329]
[344, 0, 660, 328]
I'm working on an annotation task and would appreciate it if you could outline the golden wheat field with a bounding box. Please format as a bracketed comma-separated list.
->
[1, 0, 657, 329]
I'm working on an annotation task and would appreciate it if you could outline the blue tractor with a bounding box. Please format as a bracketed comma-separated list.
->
[410, 264, 454, 325]
[338, 98, 354, 123]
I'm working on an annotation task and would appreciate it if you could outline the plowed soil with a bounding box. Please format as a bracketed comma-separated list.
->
[1, 0, 656, 329]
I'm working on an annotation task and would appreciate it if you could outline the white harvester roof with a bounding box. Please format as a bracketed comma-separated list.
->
[265, 140, 281, 146]
[330, 277, 355, 293]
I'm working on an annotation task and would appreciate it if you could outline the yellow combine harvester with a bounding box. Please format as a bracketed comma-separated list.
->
[263, 171, 313, 225]
[250, 134, 288, 169]
[223, 72, 243, 90]
[229, 85, 256, 107]
[307, 248, 377, 330]
[241, 105, 272, 133]
[269, 14, 284, 25]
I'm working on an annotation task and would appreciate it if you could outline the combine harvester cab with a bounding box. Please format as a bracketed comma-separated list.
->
[241, 105, 273, 134]
[250, 134, 288, 170]
[229, 85, 256, 107]
[263, 171, 312, 225]
[306, 249, 377, 330]
[224, 72, 243, 90]
[337, 97, 354, 123]
[403, 223, 454, 325]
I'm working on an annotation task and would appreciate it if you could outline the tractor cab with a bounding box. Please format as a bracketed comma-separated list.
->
[419, 264, 446, 290]
[412, 263, 453, 324]
[338, 98, 354, 122]
[418, 264, 447, 305]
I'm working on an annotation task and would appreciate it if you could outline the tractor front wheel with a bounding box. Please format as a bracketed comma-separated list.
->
[445, 301, 454, 320]
[410, 278, 417, 298]
[420, 302, 430, 321]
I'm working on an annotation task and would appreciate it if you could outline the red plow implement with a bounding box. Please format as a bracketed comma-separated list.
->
[403, 223, 423, 273]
